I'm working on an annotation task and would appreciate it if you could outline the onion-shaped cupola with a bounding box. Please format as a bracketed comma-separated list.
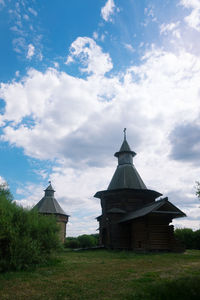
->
[107, 129, 147, 190]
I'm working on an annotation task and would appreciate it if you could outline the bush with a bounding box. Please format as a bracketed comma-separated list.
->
[78, 234, 97, 248]
[65, 234, 99, 249]
[0, 186, 62, 272]
[193, 230, 200, 249]
[64, 237, 81, 249]
[174, 228, 200, 250]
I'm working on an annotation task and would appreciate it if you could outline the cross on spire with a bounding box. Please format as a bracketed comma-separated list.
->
[123, 128, 126, 140]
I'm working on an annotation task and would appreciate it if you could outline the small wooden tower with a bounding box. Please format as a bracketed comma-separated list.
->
[94, 130, 186, 252]
[34, 182, 69, 243]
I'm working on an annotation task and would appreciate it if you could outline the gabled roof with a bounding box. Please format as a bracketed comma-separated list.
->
[118, 198, 186, 223]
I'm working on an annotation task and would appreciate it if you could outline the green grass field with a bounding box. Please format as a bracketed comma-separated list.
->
[0, 249, 200, 300]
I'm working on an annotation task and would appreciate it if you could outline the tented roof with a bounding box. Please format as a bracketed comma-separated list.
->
[33, 183, 68, 216]
[108, 136, 146, 190]
[108, 164, 147, 190]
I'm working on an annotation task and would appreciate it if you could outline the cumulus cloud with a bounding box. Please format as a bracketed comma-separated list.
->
[169, 121, 200, 162]
[66, 37, 113, 75]
[101, 0, 117, 22]
[180, 0, 200, 31]
[1, 37, 200, 233]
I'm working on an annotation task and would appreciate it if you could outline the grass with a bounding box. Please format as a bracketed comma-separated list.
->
[0, 250, 200, 299]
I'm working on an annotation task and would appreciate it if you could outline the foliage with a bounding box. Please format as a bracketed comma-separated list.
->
[0, 186, 62, 272]
[195, 181, 200, 200]
[0, 183, 13, 202]
[174, 228, 200, 250]
[64, 234, 99, 249]
[64, 237, 81, 249]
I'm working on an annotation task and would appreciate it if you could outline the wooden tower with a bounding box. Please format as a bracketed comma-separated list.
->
[94, 130, 186, 252]
[34, 182, 69, 243]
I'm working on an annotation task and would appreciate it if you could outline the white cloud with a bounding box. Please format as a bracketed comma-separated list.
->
[180, 0, 200, 31]
[93, 31, 98, 40]
[53, 62, 59, 68]
[66, 37, 113, 75]
[0, 0, 5, 7]
[0, 175, 7, 186]
[8, 2, 42, 60]
[28, 7, 37, 17]
[13, 37, 26, 54]
[23, 14, 29, 20]
[26, 43, 35, 59]
[100, 34, 106, 41]
[124, 43, 135, 52]
[101, 0, 117, 22]
[144, 5, 157, 22]
[160, 22, 180, 37]
[1, 38, 200, 234]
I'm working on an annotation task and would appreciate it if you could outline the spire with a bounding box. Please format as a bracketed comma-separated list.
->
[44, 181, 55, 197]
[114, 129, 136, 161]
[107, 130, 147, 190]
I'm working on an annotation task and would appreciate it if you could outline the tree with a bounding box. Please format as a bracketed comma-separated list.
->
[195, 181, 200, 200]
[0, 185, 62, 272]
[64, 234, 99, 249]
[0, 183, 13, 202]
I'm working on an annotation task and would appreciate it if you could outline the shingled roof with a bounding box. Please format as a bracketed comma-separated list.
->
[119, 198, 186, 223]
[33, 183, 68, 216]
[107, 132, 147, 190]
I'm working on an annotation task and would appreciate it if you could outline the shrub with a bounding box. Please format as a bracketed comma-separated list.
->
[193, 230, 200, 250]
[0, 186, 62, 272]
[174, 228, 200, 250]
[64, 237, 81, 249]
[78, 234, 97, 248]
[64, 234, 99, 249]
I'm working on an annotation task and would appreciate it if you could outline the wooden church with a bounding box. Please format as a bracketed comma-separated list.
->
[94, 130, 186, 252]
[33, 182, 69, 243]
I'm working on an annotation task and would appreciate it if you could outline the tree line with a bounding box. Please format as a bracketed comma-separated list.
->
[174, 228, 200, 250]
[64, 234, 99, 249]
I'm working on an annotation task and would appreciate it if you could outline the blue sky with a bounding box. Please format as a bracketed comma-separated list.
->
[1, 0, 200, 236]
